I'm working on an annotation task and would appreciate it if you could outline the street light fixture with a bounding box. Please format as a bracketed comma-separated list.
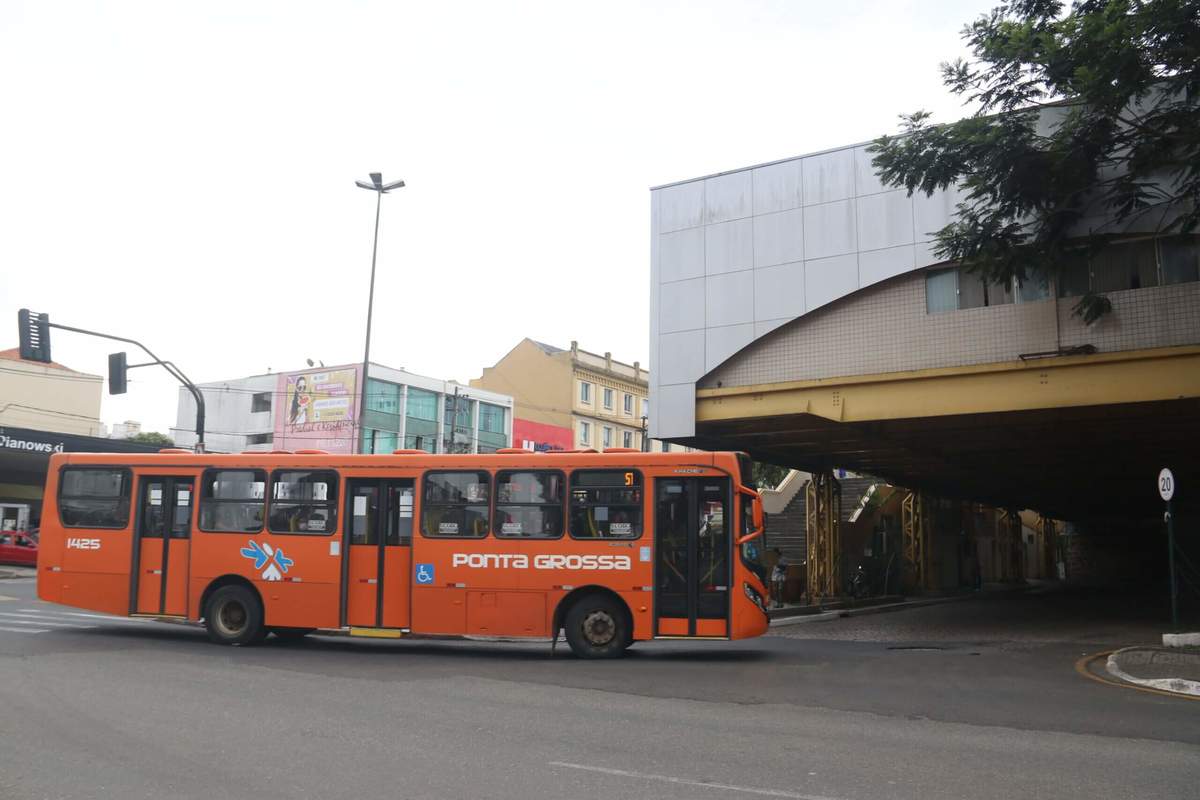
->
[355, 172, 405, 454]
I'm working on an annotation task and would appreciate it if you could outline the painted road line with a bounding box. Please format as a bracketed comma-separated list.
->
[0, 618, 98, 628]
[0, 595, 18, 602]
[548, 762, 847, 800]
[38, 610, 156, 622]
[0, 625, 49, 633]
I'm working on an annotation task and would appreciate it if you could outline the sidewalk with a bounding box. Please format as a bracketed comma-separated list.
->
[1105, 647, 1200, 697]
[768, 582, 1033, 627]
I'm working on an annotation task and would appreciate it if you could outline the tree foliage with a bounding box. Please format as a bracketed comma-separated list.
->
[752, 462, 791, 491]
[127, 431, 174, 446]
[870, 0, 1200, 322]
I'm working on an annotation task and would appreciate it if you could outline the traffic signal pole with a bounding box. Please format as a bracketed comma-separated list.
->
[17, 311, 206, 452]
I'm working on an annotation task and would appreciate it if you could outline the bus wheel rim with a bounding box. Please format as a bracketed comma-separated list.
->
[582, 610, 615, 647]
[216, 600, 247, 637]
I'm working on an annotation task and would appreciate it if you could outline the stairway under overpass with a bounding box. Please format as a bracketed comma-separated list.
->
[682, 345, 1200, 521]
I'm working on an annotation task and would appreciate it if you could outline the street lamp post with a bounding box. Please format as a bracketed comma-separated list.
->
[354, 172, 405, 454]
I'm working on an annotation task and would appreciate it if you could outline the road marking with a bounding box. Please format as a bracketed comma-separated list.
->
[9, 609, 152, 624]
[0, 594, 18, 602]
[0, 618, 97, 628]
[548, 762, 847, 800]
[0, 625, 48, 634]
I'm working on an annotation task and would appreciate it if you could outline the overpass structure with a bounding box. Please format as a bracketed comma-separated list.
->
[648, 138, 1200, 596]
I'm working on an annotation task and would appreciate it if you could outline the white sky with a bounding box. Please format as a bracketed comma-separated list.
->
[0, 0, 989, 437]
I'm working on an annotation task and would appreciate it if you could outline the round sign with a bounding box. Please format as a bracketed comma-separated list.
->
[1159, 468, 1175, 501]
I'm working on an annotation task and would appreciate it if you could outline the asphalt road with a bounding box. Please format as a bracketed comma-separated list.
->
[0, 579, 1196, 800]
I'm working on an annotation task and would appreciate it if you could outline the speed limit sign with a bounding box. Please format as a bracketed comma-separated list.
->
[1159, 468, 1175, 501]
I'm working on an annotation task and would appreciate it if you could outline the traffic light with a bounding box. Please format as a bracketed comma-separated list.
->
[108, 352, 128, 395]
[17, 309, 51, 363]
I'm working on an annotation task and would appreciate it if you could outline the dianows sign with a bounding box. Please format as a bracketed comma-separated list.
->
[0, 426, 161, 456]
[0, 432, 65, 454]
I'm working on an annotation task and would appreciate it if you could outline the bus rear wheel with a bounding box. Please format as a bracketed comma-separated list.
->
[564, 595, 629, 659]
[205, 585, 267, 646]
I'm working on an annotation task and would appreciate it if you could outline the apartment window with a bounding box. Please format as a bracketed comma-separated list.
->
[58, 468, 132, 529]
[580, 381, 592, 404]
[928, 267, 1043, 313]
[570, 470, 643, 539]
[245, 433, 273, 446]
[1058, 236, 1199, 297]
[1091, 240, 1158, 293]
[199, 469, 266, 533]
[623, 394, 633, 415]
[494, 470, 564, 539]
[579, 420, 591, 445]
[362, 428, 398, 454]
[250, 392, 271, 413]
[421, 471, 490, 538]
[1058, 251, 1091, 297]
[622, 430, 634, 449]
[602, 426, 613, 448]
[366, 379, 401, 414]
[1161, 236, 1200, 285]
[603, 387, 614, 409]
[269, 470, 338, 534]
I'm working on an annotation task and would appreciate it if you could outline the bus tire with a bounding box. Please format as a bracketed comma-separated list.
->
[204, 585, 267, 646]
[271, 627, 315, 641]
[563, 594, 629, 659]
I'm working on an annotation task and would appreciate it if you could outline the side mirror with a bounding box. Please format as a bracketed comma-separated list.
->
[736, 486, 764, 545]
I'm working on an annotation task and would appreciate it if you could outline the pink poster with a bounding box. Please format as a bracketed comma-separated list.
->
[273, 366, 360, 454]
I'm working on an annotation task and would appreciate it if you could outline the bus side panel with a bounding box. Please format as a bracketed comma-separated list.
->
[467, 591, 546, 636]
[36, 465, 64, 604]
[260, 581, 340, 629]
[413, 587, 467, 633]
[187, 529, 342, 627]
[622, 589, 654, 641]
[59, 523, 133, 616]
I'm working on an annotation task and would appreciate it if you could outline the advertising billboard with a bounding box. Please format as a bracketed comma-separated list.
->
[274, 366, 360, 453]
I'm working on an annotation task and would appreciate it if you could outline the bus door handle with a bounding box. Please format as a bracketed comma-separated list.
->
[359, 578, 378, 584]
[146, 569, 162, 575]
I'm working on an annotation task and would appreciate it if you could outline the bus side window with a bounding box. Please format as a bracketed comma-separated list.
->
[199, 469, 266, 533]
[494, 470, 564, 539]
[569, 470, 642, 539]
[59, 467, 132, 529]
[421, 471, 490, 538]
[268, 470, 338, 535]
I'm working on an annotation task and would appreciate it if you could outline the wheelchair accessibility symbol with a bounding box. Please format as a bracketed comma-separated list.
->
[415, 563, 435, 585]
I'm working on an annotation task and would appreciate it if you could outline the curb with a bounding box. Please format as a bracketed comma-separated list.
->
[1105, 647, 1200, 697]
[769, 591, 980, 628]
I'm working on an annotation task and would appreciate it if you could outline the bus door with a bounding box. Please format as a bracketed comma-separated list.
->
[342, 479, 414, 629]
[131, 476, 194, 617]
[654, 477, 730, 637]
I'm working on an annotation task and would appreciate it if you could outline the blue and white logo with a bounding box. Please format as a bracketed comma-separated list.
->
[240, 540, 294, 582]
[415, 563, 435, 585]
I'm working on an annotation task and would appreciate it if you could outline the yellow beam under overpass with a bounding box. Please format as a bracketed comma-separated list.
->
[696, 345, 1200, 425]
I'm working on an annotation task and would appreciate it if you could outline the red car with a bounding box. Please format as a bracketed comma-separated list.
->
[0, 532, 37, 566]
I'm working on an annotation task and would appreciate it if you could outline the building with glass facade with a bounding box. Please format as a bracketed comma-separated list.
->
[174, 362, 513, 455]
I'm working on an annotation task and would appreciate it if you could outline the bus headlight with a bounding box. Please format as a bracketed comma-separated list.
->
[743, 582, 767, 615]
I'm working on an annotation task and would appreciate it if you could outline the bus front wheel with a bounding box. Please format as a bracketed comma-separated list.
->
[563, 595, 629, 659]
[204, 585, 267, 646]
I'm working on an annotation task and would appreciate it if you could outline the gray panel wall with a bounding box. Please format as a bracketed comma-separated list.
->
[650, 142, 963, 438]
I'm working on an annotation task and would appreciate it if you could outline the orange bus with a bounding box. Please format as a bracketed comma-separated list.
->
[36, 448, 769, 658]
